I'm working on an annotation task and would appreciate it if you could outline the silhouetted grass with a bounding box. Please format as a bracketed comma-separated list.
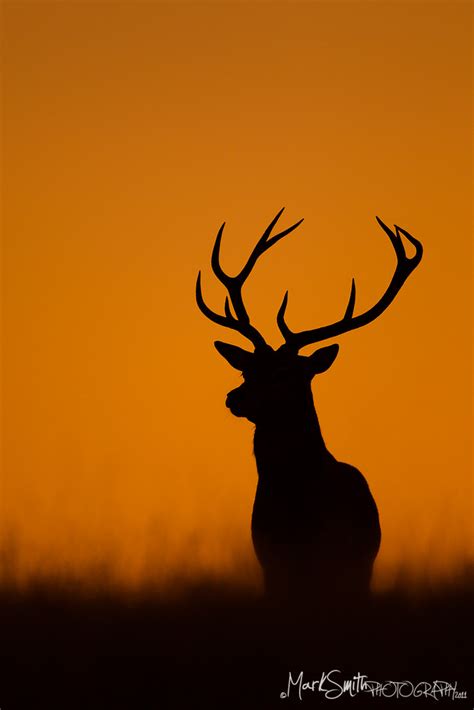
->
[0, 567, 472, 709]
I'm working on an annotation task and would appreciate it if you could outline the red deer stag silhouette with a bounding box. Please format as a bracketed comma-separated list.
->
[196, 209, 423, 602]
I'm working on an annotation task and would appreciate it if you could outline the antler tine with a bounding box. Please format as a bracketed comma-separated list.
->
[197, 209, 304, 351]
[343, 278, 357, 320]
[238, 208, 305, 283]
[209, 221, 251, 326]
[196, 271, 267, 349]
[277, 218, 423, 351]
[211, 209, 304, 320]
[196, 272, 229, 328]
[276, 291, 291, 341]
[234, 208, 304, 326]
[210, 222, 229, 286]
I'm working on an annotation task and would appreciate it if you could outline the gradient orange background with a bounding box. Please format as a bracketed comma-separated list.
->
[2, 1, 472, 590]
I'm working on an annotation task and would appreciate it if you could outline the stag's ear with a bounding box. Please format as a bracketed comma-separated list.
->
[305, 344, 339, 378]
[214, 341, 254, 371]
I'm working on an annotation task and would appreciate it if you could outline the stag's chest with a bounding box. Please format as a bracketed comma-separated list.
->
[251, 469, 332, 532]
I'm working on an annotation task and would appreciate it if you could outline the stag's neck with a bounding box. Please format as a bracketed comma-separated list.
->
[253, 391, 330, 480]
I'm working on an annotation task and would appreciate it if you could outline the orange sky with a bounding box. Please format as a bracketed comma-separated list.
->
[2, 1, 472, 590]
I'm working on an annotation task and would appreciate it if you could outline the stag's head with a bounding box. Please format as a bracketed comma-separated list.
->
[196, 209, 422, 424]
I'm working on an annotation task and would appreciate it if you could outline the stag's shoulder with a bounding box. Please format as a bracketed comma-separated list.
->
[328, 459, 373, 492]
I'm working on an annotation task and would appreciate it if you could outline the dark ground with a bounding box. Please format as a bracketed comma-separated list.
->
[0, 567, 472, 710]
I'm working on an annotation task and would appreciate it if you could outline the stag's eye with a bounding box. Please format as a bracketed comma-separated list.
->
[242, 371, 257, 384]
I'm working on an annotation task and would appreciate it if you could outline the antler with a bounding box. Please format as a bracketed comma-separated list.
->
[277, 217, 423, 351]
[196, 208, 304, 350]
